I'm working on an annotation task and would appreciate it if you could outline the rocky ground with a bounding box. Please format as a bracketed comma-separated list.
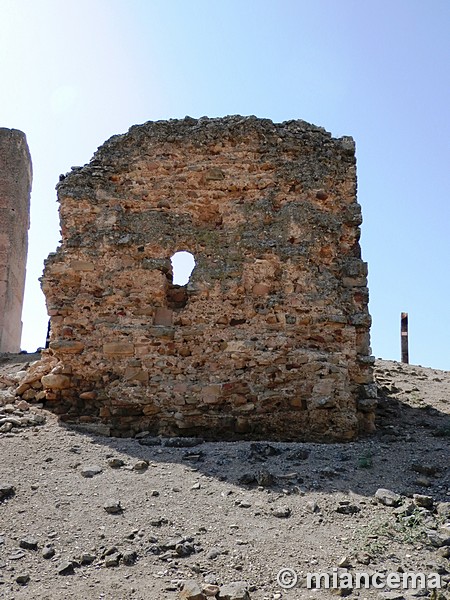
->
[0, 354, 449, 600]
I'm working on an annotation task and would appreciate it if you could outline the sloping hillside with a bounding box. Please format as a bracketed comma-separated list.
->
[1, 354, 449, 599]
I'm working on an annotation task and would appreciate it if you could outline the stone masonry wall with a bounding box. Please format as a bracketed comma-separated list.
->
[38, 116, 375, 440]
[0, 128, 32, 353]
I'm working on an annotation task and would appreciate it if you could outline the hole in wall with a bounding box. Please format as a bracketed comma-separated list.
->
[170, 251, 195, 285]
[167, 251, 196, 309]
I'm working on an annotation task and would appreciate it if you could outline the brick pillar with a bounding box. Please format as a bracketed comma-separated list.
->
[0, 128, 32, 353]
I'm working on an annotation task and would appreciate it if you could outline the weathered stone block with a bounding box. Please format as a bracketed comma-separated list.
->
[103, 342, 135, 356]
[153, 307, 173, 326]
[49, 340, 84, 354]
[41, 374, 71, 390]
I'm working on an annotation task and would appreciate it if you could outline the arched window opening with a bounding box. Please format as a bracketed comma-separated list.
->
[167, 251, 196, 309]
[170, 251, 195, 285]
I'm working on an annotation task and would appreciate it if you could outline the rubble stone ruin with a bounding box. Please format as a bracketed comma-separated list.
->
[39, 116, 376, 440]
[0, 128, 32, 353]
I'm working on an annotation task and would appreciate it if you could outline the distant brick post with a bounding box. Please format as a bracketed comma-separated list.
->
[401, 312, 409, 364]
[0, 128, 32, 353]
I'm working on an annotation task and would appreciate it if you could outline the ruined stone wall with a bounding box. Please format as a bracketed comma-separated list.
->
[0, 129, 32, 353]
[40, 116, 375, 440]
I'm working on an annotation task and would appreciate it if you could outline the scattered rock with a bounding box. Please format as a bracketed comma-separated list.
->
[437, 502, 450, 518]
[272, 506, 291, 518]
[9, 550, 26, 560]
[57, 561, 75, 575]
[414, 475, 432, 487]
[411, 463, 439, 476]
[138, 436, 162, 447]
[163, 537, 186, 550]
[336, 502, 360, 515]
[438, 546, 450, 559]
[338, 556, 352, 568]
[164, 437, 203, 448]
[217, 581, 250, 600]
[287, 448, 310, 461]
[80, 552, 96, 565]
[413, 493, 433, 509]
[16, 399, 30, 411]
[182, 451, 204, 462]
[105, 552, 121, 567]
[122, 550, 138, 565]
[42, 545, 55, 559]
[176, 541, 196, 557]
[19, 536, 38, 550]
[108, 458, 125, 468]
[393, 501, 415, 516]
[180, 580, 205, 600]
[374, 488, 401, 507]
[0, 415, 22, 427]
[256, 469, 274, 487]
[206, 547, 222, 560]
[16, 573, 30, 585]
[356, 551, 371, 565]
[103, 498, 123, 514]
[133, 460, 149, 471]
[378, 592, 405, 600]
[426, 529, 450, 548]
[319, 467, 340, 479]
[203, 584, 220, 597]
[238, 473, 257, 485]
[0, 390, 15, 404]
[249, 442, 281, 460]
[81, 465, 103, 478]
[0, 483, 15, 501]
[306, 500, 320, 513]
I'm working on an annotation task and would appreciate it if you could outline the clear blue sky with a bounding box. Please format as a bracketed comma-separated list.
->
[1, 0, 449, 369]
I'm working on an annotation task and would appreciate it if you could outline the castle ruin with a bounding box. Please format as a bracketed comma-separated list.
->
[0, 128, 32, 353]
[38, 116, 375, 440]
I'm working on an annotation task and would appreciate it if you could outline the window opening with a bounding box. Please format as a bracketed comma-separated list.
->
[170, 251, 195, 285]
[167, 251, 196, 309]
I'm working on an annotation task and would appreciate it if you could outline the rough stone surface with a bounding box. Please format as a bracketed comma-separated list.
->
[0, 128, 32, 352]
[103, 498, 122, 514]
[217, 581, 251, 600]
[38, 115, 374, 440]
[180, 580, 206, 600]
[0, 482, 15, 501]
[80, 465, 103, 478]
[19, 536, 38, 550]
[375, 488, 402, 507]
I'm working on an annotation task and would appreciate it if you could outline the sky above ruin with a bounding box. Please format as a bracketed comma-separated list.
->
[1, 0, 449, 369]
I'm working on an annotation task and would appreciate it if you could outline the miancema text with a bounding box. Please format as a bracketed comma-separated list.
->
[307, 569, 441, 590]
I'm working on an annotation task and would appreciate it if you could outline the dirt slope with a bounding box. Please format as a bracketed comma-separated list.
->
[0, 355, 449, 600]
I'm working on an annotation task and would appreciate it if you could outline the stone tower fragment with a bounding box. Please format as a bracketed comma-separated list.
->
[0, 128, 32, 353]
[40, 116, 375, 440]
